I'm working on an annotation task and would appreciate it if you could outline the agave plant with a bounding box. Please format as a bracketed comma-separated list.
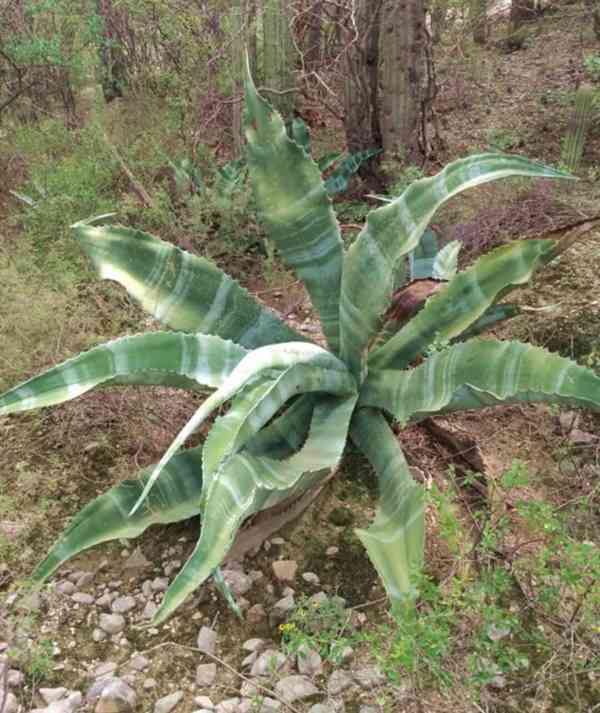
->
[2, 70, 600, 627]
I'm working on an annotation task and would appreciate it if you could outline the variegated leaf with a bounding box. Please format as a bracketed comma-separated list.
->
[361, 338, 600, 424]
[432, 240, 461, 280]
[350, 408, 424, 613]
[74, 223, 303, 348]
[244, 68, 345, 353]
[369, 239, 556, 370]
[32, 446, 205, 583]
[339, 154, 572, 379]
[131, 343, 355, 515]
[152, 393, 357, 623]
[0, 333, 247, 416]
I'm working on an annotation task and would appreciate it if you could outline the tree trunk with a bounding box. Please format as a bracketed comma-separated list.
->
[305, 0, 322, 73]
[380, 0, 431, 165]
[343, 0, 383, 187]
[584, 0, 600, 40]
[472, 0, 487, 45]
[96, 0, 128, 103]
[263, 0, 295, 121]
[510, 0, 536, 31]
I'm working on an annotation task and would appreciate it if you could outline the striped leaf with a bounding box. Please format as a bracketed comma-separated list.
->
[324, 148, 382, 196]
[201, 363, 353, 496]
[32, 446, 205, 583]
[361, 339, 600, 424]
[339, 154, 572, 379]
[153, 393, 357, 623]
[350, 408, 424, 613]
[369, 239, 556, 370]
[0, 333, 247, 416]
[246, 394, 315, 459]
[74, 223, 303, 349]
[244, 69, 345, 353]
[457, 303, 521, 341]
[409, 228, 439, 280]
[131, 343, 355, 515]
[432, 240, 461, 281]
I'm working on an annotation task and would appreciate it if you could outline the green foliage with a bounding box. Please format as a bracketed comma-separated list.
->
[280, 594, 353, 663]
[2, 71, 599, 629]
[485, 127, 525, 152]
[584, 53, 600, 82]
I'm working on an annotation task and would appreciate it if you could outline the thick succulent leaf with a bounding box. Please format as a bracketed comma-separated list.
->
[408, 228, 439, 280]
[212, 567, 243, 619]
[32, 447, 204, 583]
[339, 154, 572, 378]
[361, 338, 600, 424]
[244, 69, 345, 353]
[74, 223, 303, 348]
[131, 342, 355, 515]
[457, 303, 521, 340]
[153, 393, 356, 623]
[369, 239, 556, 370]
[350, 408, 424, 613]
[201, 362, 352, 496]
[432, 240, 461, 280]
[0, 333, 247, 416]
[246, 394, 315, 458]
[323, 148, 382, 196]
[317, 152, 343, 173]
[291, 117, 311, 154]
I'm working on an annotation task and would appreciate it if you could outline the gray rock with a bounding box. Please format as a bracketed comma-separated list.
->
[358, 708, 379, 713]
[72, 592, 95, 605]
[270, 595, 295, 625]
[142, 601, 158, 620]
[325, 547, 338, 557]
[302, 572, 320, 586]
[154, 691, 183, 713]
[296, 646, 322, 677]
[93, 628, 108, 643]
[275, 675, 319, 703]
[39, 687, 68, 705]
[129, 655, 149, 672]
[309, 706, 335, 713]
[7, 669, 23, 687]
[250, 649, 286, 677]
[353, 666, 385, 690]
[215, 698, 240, 713]
[240, 680, 261, 698]
[47, 691, 83, 712]
[272, 560, 297, 582]
[246, 604, 266, 625]
[327, 670, 353, 696]
[94, 678, 137, 712]
[56, 580, 76, 595]
[193, 696, 214, 709]
[142, 581, 153, 598]
[250, 698, 281, 713]
[111, 596, 137, 614]
[222, 569, 253, 596]
[163, 560, 181, 577]
[196, 627, 217, 655]
[0, 691, 18, 713]
[151, 577, 169, 592]
[195, 663, 217, 687]
[99, 613, 126, 635]
[76, 571, 95, 588]
[143, 679, 157, 690]
[93, 662, 118, 679]
[242, 638, 265, 653]
[96, 593, 113, 609]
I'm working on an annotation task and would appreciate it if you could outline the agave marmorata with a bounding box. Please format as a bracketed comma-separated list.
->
[2, 71, 600, 625]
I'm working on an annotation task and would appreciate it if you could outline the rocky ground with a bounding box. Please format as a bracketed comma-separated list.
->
[1, 535, 396, 713]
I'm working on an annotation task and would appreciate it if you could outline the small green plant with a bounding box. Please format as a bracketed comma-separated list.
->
[2, 65, 599, 630]
[280, 595, 353, 663]
[485, 127, 524, 152]
[584, 53, 600, 82]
